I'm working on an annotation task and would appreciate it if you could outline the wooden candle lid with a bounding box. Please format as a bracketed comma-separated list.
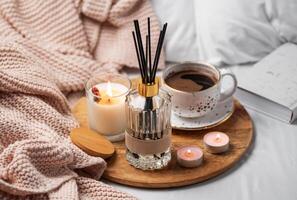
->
[70, 127, 115, 159]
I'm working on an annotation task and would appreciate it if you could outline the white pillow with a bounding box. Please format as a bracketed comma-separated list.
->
[265, 0, 297, 44]
[152, 0, 297, 66]
[193, 0, 283, 66]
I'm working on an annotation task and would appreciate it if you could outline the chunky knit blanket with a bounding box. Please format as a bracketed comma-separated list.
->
[0, 0, 162, 199]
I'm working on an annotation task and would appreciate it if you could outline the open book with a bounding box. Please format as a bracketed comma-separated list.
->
[232, 43, 297, 123]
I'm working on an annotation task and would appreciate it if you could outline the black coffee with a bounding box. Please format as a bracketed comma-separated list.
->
[165, 70, 216, 92]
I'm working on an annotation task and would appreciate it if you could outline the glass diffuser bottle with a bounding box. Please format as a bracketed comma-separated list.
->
[125, 18, 172, 170]
[125, 81, 172, 170]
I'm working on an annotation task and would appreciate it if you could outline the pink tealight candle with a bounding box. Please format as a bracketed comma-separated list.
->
[177, 146, 203, 168]
[203, 132, 230, 154]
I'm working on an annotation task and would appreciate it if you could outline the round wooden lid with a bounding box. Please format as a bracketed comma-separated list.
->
[70, 127, 115, 159]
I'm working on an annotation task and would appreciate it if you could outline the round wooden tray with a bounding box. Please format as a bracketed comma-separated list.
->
[72, 86, 253, 189]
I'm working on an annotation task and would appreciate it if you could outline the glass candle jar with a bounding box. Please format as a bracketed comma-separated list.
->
[85, 73, 131, 142]
[125, 87, 172, 170]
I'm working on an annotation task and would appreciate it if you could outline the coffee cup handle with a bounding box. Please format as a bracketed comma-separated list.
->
[219, 71, 238, 102]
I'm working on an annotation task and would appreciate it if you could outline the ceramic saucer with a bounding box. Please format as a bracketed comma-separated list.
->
[171, 97, 234, 130]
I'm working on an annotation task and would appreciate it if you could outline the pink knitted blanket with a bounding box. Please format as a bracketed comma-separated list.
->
[0, 0, 162, 199]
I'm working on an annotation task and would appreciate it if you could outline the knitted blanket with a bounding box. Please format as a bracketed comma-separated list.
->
[0, 0, 162, 199]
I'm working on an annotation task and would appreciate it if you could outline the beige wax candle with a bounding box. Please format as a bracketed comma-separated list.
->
[87, 81, 128, 142]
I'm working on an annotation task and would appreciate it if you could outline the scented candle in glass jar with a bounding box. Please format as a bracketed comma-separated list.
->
[85, 73, 131, 142]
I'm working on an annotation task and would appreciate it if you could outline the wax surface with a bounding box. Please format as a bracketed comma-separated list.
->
[91, 82, 128, 105]
[177, 146, 203, 160]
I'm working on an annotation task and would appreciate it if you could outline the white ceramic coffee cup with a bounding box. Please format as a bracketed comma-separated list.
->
[162, 62, 237, 118]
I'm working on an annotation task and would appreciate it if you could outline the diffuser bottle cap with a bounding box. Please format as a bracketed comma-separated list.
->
[137, 78, 159, 97]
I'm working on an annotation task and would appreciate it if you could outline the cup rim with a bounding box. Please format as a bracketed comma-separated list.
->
[85, 72, 132, 99]
[162, 61, 221, 94]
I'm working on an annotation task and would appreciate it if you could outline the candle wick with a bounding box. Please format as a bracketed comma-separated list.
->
[185, 149, 192, 157]
[215, 134, 221, 142]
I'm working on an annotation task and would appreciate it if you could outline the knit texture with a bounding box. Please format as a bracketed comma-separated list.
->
[0, 0, 163, 199]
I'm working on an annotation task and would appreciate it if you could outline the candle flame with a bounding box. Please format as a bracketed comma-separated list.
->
[106, 81, 113, 97]
[215, 133, 221, 142]
[185, 149, 192, 157]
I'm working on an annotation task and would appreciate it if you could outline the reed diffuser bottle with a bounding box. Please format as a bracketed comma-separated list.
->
[125, 18, 172, 170]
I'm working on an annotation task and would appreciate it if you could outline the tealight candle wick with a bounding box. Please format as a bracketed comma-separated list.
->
[185, 149, 192, 157]
[215, 134, 221, 142]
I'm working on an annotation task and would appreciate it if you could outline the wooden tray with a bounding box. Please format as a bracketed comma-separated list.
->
[72, 86, 253, 189]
